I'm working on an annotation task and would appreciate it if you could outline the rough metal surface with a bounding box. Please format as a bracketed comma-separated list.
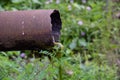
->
[0, 10, 62, 50]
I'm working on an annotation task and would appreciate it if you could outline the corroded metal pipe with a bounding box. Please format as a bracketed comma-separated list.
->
[0, 10, 62, 50]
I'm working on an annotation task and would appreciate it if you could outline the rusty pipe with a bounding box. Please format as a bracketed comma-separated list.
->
[0, 9, 62, 50]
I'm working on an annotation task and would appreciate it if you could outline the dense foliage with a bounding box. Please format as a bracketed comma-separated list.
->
[0, 0, 120, 80]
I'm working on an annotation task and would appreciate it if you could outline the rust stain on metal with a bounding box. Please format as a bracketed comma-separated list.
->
[0, 9, 62, 50]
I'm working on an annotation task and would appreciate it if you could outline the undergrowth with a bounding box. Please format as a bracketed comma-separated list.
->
[0, 0, 120, 80]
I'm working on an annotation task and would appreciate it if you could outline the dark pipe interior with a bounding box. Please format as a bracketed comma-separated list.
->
[50, 10, 62, 42]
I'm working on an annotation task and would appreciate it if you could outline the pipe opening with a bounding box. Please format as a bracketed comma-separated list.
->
[50, 10, 62, 42]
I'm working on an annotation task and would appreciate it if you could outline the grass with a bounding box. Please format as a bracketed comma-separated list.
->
[0, 0, 120, 80]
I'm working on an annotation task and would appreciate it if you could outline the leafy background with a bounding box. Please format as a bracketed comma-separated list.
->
[0, 0, 120, 80]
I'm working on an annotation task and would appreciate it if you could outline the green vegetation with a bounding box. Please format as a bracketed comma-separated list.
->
[0, 0, 120, 80]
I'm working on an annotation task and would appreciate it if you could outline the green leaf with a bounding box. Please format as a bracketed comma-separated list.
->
[0, 5, 4, 11]
[11, 0, 24, 3]
[32, 0, 41, 4]
[73, 3, 85, 10]
[79, 39, 87, 47]
[69, 39, 77, 50]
